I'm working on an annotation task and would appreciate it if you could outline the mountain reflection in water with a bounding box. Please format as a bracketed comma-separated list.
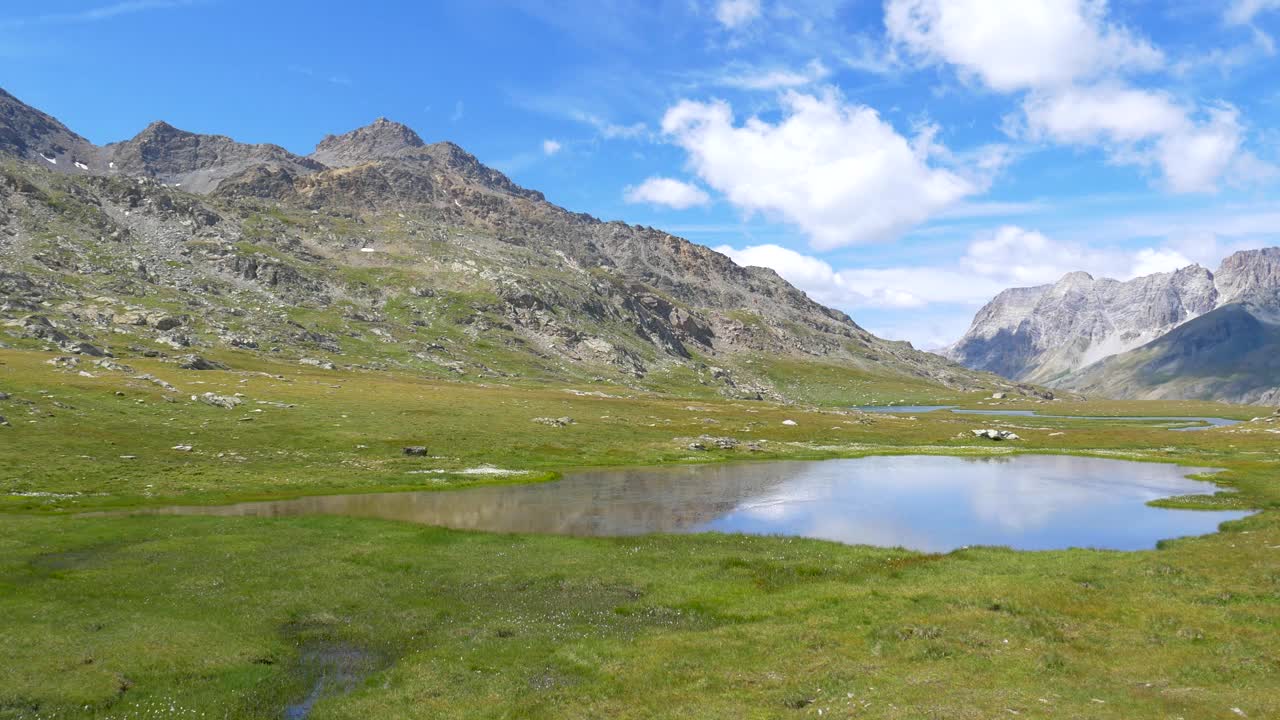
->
[139, 455, 1249, 552]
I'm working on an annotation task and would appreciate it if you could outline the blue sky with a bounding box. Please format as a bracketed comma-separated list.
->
[3, 0, 1279, 348]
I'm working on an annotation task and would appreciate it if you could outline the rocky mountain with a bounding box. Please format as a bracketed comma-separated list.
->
[100, 121, 326, 194]
[0, 88, 98, 173]
[0, 87, 1005, 403]
[310, 117, 427, 167]
[946, 249, 1280, 404]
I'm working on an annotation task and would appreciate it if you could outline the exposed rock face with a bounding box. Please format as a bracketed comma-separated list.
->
[1213, 245, 1280, 304]
[0, 85, 1002, 401]
[101, 121, 325, 193]
[948, 249, 1280, 404]
[310, 118, 426, 168]
[0, 88, 98, 173]
[947, 265, 1219, 383]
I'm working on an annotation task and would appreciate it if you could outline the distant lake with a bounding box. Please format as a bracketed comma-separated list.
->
[139, 455, 1248, 552]
[856, 406, 1240, 431]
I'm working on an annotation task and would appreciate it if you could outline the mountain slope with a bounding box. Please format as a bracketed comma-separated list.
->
[101, 120, 326, 193]
[1061, 299, 1280, 405]
[0, 86, 1006, 403]
[0, 88, 98, 173]
[947, 249, 1280, 404]
[945, 266, 1218, 384]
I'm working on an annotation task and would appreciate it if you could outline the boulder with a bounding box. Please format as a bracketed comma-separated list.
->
[532, 417, 574, 427]
[64, 342, 107, 357]
[153, 316, 185, 331]
[133, 374, 177, 391]
[197, 392, 242, 409]
[178, 355, 227, 371]
[94, 358, 134, 373]
[402, 446, 428, 456]
[971, 428, 1021, 441]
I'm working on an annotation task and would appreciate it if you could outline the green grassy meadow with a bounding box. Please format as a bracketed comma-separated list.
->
[1, 348, 1278, 719]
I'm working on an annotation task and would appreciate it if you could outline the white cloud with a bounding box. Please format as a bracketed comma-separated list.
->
[567, 110, 648, 140]
[885, 0, 1163, 92]
[1130, 247, 1196, 277]
[624, 177, 711, 209]
[715, 243, 1009, 309]
[661, 91, 982, 249]
[720, 59, 831, 90]
[542, 139, 562, 156]
[715, 224, 1244, 347]
[1020, 88, 1263, 193]
[2, 0, 200, 27]
[1154, 106, 1246, 193]
[717, 226, 1207, 318]
[960, 225, 1192, 285]
[1021, 85, 1186, 143]
[1226, 0, 1280, 25]
[715, 0, 761, 29]
[888, 0, 1269, 193]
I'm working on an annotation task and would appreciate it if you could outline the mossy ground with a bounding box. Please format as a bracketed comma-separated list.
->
[1, 348, 1277, 719]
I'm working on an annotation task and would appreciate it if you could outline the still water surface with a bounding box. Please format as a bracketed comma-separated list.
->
[144, 455, 1247, 552]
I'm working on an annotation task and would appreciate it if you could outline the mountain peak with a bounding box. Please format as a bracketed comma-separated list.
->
[102, 119, 323, 193]
[310, 118, 425, 168]
[1057, 270, 1095, 285]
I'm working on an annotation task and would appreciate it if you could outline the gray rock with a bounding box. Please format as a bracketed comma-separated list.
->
[402, 446, 428, 456]
[153, 316, 185, 331]
[971, 428, 1021, 441]
[93, 358, 134, 373]
[532, 417, 575, 427]
[133, 374, 177, 391]
[197, 392, 242, 409]
[177, 354, 227, 370]
[64, 342, 107, 357]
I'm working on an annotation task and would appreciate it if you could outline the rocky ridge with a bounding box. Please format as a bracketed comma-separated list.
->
[0, 86, 1005, 403]
[946, 249, 1280, 404]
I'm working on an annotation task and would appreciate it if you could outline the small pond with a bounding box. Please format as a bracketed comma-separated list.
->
[140, 455, 1248, 552]
[856, 406, 1240, 431]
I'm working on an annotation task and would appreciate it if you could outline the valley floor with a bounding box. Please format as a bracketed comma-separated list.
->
[0, 349, 1277, 719]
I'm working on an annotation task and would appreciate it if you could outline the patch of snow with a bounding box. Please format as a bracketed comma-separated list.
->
[40, 154, 56, 164]
[74, 161, 89, 170]
[10, 491, 79, 498]
[407, 466, 530, 477]
[359, 247, 376, 253]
